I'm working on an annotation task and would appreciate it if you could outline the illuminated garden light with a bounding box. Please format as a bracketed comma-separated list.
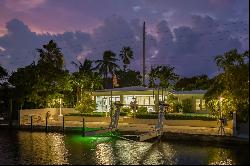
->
[59, 98, 63, 116]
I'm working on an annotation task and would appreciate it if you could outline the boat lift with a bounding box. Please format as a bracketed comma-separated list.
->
[139, 101, 169, 141]
[84, 99, 169, 142]
[84, 101, 123, 136]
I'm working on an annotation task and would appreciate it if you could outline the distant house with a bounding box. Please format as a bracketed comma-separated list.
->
[92, 86, 208, 113]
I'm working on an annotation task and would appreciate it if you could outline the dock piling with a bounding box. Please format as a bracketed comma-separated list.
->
[45, 115, 48, 132]
[82, 118, 85, 137]
[30, 115, 33, 131]
[62, 116, 64, 132]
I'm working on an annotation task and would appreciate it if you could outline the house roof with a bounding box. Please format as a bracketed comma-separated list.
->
[95, 86, 207, 95]
[172, 90, 207, 94]
[96, 86, 154, 92]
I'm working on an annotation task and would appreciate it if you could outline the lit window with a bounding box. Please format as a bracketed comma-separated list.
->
[196, 99, 201, 111]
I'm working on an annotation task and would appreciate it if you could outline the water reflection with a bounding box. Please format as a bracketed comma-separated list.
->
[95, 143, 114, 165]
[18, 132, 69, 164]
[114, 140, 153, 164]
[208, 148, 234, 165]
[0, 131, 248, 165]
[49, 133, 69, 164]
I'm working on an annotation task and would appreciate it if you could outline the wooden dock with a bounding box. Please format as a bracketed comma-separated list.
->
[84, 128, 111, 136]
[139, 131, 161, 141]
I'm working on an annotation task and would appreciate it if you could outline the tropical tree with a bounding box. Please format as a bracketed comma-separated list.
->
[36, 40, 64, 70]
[71, 59, 93, 75]
[174, 74, 211, 91]
[72, 59, 103, 102]
[95, 50, 118, 88]
[8, 62, 38, 108]
[0, 65, 7, 79]
[75, 93, 97, 113]
[115, 69, 142, 87]
[149, 65, 179, 89]
[119, 47, 134, 71]
[0, 65, 8, 87]
[9, 40, 73, 108]
[205, 49, 249, 121]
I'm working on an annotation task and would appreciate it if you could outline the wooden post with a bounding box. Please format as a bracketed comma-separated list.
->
[45, 115, 48, 132]
[30, 115, 33, 131]
[62, 116, 64, 132]
[82, 118, 85, 137]
[233, 111, 237, 136]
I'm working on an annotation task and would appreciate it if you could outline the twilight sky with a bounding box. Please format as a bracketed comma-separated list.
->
[0, 0, 249, 77]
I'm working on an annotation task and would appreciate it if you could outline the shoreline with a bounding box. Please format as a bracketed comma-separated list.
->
[1, 124, 248, 146]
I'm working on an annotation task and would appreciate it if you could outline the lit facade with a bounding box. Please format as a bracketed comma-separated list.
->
[92, 86, 208, 113]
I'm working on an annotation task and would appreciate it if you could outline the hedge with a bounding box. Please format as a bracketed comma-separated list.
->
[65, 112, 217, 121]
[64, 112, 107, 117]
[65, 112, 128, 117]
[136, 113, 217, 121]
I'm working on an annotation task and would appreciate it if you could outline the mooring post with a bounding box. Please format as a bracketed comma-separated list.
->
[30, 115, 33, 131]
[82, 118, 85, 137]
[233, 111, 237, 136]
[62, 116, 65, 132]
[45, 114, 48, 132]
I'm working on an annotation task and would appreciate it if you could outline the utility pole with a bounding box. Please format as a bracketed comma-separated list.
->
[142, 21, 146, 86]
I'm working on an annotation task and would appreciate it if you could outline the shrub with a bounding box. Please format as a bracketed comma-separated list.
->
[173, 102, 183, 113]
[65, 112, 106, 117]
[121, 107, 132, 113]
[135, 113, 216, 120]
[135, 113, 158, 119]
[119, 112, 128, 116]
[165, 113, 216, 121]
[137, 106, 148, 114]
[166, 94, 183, 113]
[182, 99, 193, 113]
[75, 93, 96, 113]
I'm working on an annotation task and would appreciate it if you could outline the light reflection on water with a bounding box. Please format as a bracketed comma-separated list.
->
[0, 130, 248, 165]
[95, 143, 114, 165]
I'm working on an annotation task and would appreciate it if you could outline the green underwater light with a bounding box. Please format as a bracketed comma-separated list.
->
[69, 127, 102, 132]
[70, 129, 120, 147]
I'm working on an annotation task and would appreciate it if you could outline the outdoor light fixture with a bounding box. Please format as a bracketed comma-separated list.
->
[59, 98, 63, 116]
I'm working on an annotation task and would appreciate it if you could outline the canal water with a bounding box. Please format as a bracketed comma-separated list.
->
[0, 130, 248, 165]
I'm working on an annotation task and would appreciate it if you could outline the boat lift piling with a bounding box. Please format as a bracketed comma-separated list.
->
[139, 101, 169, 142]
[83, 101, 123, 136]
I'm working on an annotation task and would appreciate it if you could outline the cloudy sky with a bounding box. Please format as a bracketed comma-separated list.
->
[0, 0, 249, 77]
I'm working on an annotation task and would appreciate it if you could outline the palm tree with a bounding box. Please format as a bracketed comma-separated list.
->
[71, 59, 93, 74]
[119, 47, 134, 71]
[149, 65, 179, 88]
[95, 50, 118, 85]
[36, 40, 64, 70]
[72, 58, 103, 101]
[215, 49, 245, 71]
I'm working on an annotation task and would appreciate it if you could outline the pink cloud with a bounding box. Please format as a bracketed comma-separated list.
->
[4, 0, 47, 11]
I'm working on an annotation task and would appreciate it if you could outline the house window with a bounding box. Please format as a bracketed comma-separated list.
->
[196, 99, 201, 111]
[201, 100, 206, 110]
